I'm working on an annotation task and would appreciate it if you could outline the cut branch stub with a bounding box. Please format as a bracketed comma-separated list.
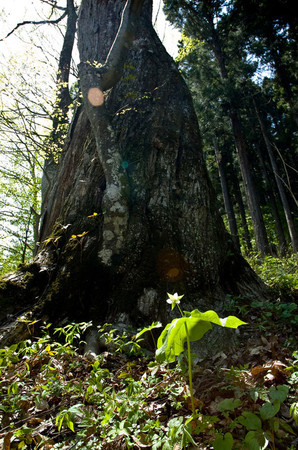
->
[87, 88, 104, 107]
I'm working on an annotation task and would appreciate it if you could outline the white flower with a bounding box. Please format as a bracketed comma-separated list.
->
[166, 292, 184, 310]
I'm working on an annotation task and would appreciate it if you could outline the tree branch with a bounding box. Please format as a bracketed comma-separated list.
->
[0, 12, 67, 41]
[40, 0, 66, 12]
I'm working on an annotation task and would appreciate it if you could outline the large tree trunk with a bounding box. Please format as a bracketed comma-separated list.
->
[0, 0, 266, 350]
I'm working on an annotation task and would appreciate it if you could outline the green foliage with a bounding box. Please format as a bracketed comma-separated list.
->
[249, 254, 298, 293]
[0, 317, 296, 449]
[54, 321, 92, 346]
[213, 432, 234, 450]
[153, 293, 246, 419]
[156, 309, 246, 363]
[0, 45, 54, 274]
[226, 254, 298, 342]
[290, 402, 298, 425]
[218, 398, 242, 414]
[98, 323, 146, 357]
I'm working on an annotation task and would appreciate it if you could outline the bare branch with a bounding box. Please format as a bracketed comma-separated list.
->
[40, 0, 66, 12]
[0, 11, 67, 42]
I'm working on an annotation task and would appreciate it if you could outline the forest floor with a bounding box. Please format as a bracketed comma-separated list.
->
[0, 255, 297, 449]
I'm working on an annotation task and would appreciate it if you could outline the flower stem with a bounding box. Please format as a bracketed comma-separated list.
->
[175, 300, 195, 415]
[177, 304, 184, 317]
[150, 330, 156, 349]
[184, 321, 195, 417]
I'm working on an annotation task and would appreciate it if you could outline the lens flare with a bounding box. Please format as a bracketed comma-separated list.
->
[156, 247, 188, 282]
[87, 87, 104, 106]
[121, 161, 129, 169]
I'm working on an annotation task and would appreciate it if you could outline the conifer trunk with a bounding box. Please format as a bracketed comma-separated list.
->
[214, 137, 240, 252]
[254, 99, 298, 253]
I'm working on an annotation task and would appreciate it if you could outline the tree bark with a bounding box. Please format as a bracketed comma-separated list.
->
[254, 98, 298, 253]
[226, 151, 253, 254]
[213, 137, 240, 252]
[253, 138, 287, 255]
[0, 0, 267, 350]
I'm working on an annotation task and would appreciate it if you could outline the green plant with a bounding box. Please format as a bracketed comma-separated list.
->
[212, 383, 296, 449]
[286, 351, 298, 388]
[248, 254, 298, 293]
[225, 293, 298, 340]
[236, 384, 294, 449]
[290, 402, 298, 425]
[54, 321, 92, 345]
[135, 321, 162, 349]
[154, 293, 246, 416]
[56, 403, 84, 432]
[1, 312, 296, 449]
[0, 343, 20, 370]
[97, 323, 145, 356]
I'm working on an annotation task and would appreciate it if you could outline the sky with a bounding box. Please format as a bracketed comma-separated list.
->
[0, 0, 180, 59]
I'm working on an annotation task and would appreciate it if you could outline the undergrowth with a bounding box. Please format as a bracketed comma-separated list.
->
[0, 256, 297, 448]
[248, 254, 298, 296]
[225, 254, 298, 347]
[0, 319, 297, 449]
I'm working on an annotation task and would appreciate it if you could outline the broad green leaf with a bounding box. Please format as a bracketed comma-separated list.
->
[244, 430, 269, 450]
[57, 416, 63, 432]
[156, 317, 212, 363]
[260, 400, 280, 420]
[67, 419, 75, 432]
[289, 402, 298, 425]
[155, 309, 246, 363]
[280, 419, 296, 434]
[218, 398, 242, 412]
[68, 404, 84, 415]
[268, 385, 289, 403]
[238, 411, 262, 430]
[189, 309, 246, 328]
[135, 321, 162, 340]
[86, 386, 93, 396]
[268, 417, 279, 432]
[9, 344, 19, 352]
[213, 432, 234, 450]
[220, 315, 247, 328]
